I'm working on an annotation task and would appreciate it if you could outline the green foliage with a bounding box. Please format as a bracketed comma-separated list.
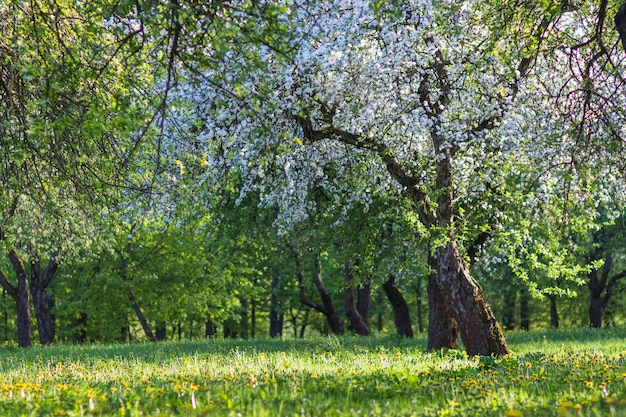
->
[0, 330, 625, 415]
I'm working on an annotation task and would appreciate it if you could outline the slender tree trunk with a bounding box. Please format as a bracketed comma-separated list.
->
[30, 257, 58, 345]
[205, 318, 216, 337]
[296, 255, 344, 335]
[155, 323, 166, 341]
[129, 292, 156, 341]
[376, 289, 383, 332]
[588, 262, 604, 328]
[75, 312, 88, 343]
[240, 298, 249, 339]
[586, 253, 626, 329]
[502, 285, 517, 331]
[548, 295, 559, 329]
[312, 266, 344, 335]
[357, 281, 372, 325]
[299, 309, 310, 338]
[0, 250, 32, 347]
[589, 296, 603, 328]
[382, 274, 413, 338]
[269, 270, 284, 338]
[251, 300, 256, 338]
[520, 287, 530, 330]
[2, 289, 7, 342]
[415, 280, 424, 333]
[223, 319, 237, 338]
[343, 262, 370, 336]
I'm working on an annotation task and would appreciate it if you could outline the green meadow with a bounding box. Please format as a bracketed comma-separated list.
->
[1, 329, 625, 416]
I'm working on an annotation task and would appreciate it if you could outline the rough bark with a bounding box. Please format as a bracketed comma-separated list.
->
[296, 255, 344, 335]
[0, 250, 32, 347]
[435, 241, 509, 356]
[294, 10, 565, 355]
[343, 262, 370, 336]
[427, 272, 458, 350]
[269, 270, 284, 338]
[30, 258, 58, 345]
[430, 115, 508, 355]
[382, 274, 413, 338]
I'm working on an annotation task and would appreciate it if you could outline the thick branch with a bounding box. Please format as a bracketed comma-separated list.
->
[603, 270, 626, 308]
[467, 231, 491, 268]
[41, 259, 59, 289]
[293, 250, 326, 314]
[296, 115, 435, 226]
[0, 269, 17, 299]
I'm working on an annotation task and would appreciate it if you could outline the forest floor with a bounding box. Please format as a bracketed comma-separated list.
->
[0, 328, 625, 416]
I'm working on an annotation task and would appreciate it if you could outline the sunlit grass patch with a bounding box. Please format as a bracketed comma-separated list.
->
[0, 329, 624, 415]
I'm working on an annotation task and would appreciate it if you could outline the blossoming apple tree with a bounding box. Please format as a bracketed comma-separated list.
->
[168, 0, 594, 356]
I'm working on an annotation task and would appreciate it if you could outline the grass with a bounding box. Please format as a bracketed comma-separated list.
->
[0, 329, 625, 416]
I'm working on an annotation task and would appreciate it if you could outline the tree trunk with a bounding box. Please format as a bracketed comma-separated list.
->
[0, 250, 32, 347]
[299, 309, 310, 338]
[588, 260, 604, 329]
[240, 298, 249, 339]
[415, 280, 424, 333]
[269, 270, 284, 338]
[312, 266, 344, 335]
[155, 323, 166, 341]
[357, 281, 372, 325]
[520, 287, 530, 330]
[434, 241, 509, 356]
[205, 318, 216, 337]
[343, 262, 370, 336]
[296, 255, 344, 335]
[502, 285, 517, 331]
[382, 274, 413, 338]
[30, 258, 58, 345]
[75, 312, 88, 343]
[586, 253, 626, 329]
[548, 295, 559, 329]
[589, 296, 603, 328]
[224, 319, 237, 338]
[376, 289, 383, 332]
[427, 272, 458, 350]
[429, 115, 508, 356]
[129, 291, 156, 341]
